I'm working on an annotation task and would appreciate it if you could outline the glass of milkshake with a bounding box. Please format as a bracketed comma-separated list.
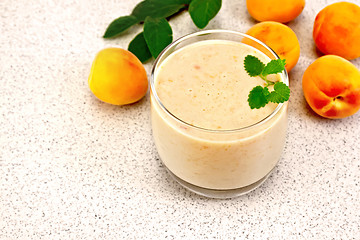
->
[150, 30, 289, 198]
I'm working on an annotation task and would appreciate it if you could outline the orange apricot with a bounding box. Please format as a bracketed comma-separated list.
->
[246, 0, 305, 23]
[244, 21, 300, 72]
[302, 55, 360, 119]
[313, 2, 360, 60]
[88, 48, 148, 105]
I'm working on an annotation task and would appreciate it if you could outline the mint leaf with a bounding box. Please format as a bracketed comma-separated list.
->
[244, 55, 289, 109]
[189, 0, 222, 29]
[268, 82, 290, 103]
[248, 86, 270, 109]
[131, 0, 187, 22]
[244, 55, 265, 77]
[128, 32, 152, 63]
[103, 15, 139, 38]
[262, 59, 286, 77]
[143, 17, 173, 59]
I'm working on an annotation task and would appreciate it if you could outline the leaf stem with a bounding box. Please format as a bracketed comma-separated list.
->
[260, 74, 275, 87]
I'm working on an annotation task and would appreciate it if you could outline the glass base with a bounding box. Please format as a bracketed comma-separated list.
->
[165, 167, 273, 199]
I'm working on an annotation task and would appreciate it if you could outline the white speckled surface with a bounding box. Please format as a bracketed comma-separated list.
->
[1, 0, 360, 239]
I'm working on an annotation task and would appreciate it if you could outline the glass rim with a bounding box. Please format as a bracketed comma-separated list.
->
[150, 29, 289, 134]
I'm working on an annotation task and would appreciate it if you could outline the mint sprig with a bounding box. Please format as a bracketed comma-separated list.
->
[244, 55, 290, 109]
[103, 0, 222, 62]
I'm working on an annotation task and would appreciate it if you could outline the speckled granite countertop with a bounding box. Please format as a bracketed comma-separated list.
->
[1, 0, 359, 239]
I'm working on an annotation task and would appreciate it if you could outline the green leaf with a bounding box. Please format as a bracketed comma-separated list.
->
[244, 55, 265, 77]
[248, 86, 270, 109]
[262, 59, 286, 77]
[243, 54, 288, 109]
[189, 0, 222, 29]
[128, 32, 153, 63]
[178, 0, 192, 4]
[103, 15, 139, 38]
[143, 17, 173, 59]
[131, 0, 188, 22]
[268, 82, 290, 103]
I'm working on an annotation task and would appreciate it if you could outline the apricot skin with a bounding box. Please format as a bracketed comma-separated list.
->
[246, 0, 305, 23]
[88, 48, 148, 105]
[245, 21, 300, 72]
[313, 2, 360, 60]
[302, 55, 360, 119]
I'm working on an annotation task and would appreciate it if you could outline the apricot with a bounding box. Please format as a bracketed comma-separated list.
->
[244, 21, 300, 72]
[313, 2, 360, 60]
[88, 48, 148, 105]
[302, 55, 360, 119]
[246, 0, 305, 23]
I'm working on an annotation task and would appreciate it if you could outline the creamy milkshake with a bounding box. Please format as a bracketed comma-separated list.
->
[150, 30, 288, 198]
